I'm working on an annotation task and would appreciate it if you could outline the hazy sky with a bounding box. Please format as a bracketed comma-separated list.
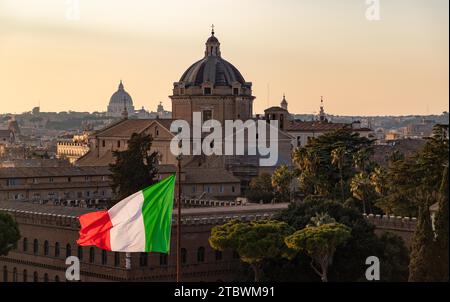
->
[0, 0, 448, 116]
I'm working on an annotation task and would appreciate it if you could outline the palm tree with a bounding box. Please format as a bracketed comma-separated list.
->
[331, 147, 346, 203]
[350, 172, 372, 214]
[353, 148, 371, 173]
[272, 165, 293, 202]
[370, 166, 388, 197]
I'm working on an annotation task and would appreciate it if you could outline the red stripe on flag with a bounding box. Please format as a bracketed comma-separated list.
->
[77, 211, 112, 251]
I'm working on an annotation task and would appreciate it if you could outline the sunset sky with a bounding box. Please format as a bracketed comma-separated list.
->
[0, 0, 448, 116]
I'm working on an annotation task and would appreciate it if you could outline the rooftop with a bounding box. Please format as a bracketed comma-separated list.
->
[0, 166, 111, 179]
[0, 199, 288, 218]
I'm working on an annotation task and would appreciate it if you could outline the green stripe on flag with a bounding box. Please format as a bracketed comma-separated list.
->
[141, 174, 176, 253]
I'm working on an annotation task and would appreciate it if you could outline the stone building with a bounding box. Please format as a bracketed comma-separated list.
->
[0, 201, 284, 282]
[171, 28, 255, 125]
[276, 100, 373, 147]
[57, 133, 90, 164]
[0, 166, 113, 202]
[78, 29, 293, 194]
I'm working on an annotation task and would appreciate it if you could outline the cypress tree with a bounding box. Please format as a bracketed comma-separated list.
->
[433, 165, 449, 281]
[408, 193, 435, 282]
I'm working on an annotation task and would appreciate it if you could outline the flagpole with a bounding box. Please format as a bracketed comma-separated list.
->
[176, 153, 182, 282]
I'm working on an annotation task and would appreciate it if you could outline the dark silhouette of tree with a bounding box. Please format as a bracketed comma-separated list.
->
[109, 132, 159, 202]
[0, 212, 21, 256]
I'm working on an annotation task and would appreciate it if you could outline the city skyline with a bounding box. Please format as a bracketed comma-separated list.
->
[0, 0, 449, 116]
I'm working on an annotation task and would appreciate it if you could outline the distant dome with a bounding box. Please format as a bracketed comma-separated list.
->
[107, 81, 135, 118]
[109, 81, 133, 107]
[179, 31, 249, 88]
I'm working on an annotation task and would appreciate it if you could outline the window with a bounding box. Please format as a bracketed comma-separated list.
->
[6, 179, 17, 187]
[215, 250, 223, 261]
[102, 140, 105, 147]
[180, 88, 185, 95]
[44, 241, 49, 256]
[181, 248, 187, 265]
[231, 186, 235, 193]
[23, 270, 27, 282]
[33, 271, 38, 282]
[117, 140, 121, 148]
[233, 88, 239, 95]
[55, 275, 60, 282]
[160, 253, 168, 266]
[23, 238, 28, 252]
[139, 253, 148, 267]
[49, 177, 54, 183]
[68, 177, 71, 182]
[197, 247, 205, 263]
[44, 273, 49, 282]
[85, 176, 91, 182]
[3, 266, 7, 282]
[33, 239, 39, 255]
[78, 246, 83, 261]
[13, 268, 17, 282]
[54, 242, 60, 257]
[32, 178, 38, 184]
[203, 87, 211, 95]
[202, 110, 212, 122]
[66, 244, 72, 258]
[155, 127, 159, 137]
[101, 250, 108, 265]
[220, 185, 224, 193]
[192, 186, 196, 193]
[89, 247, 95, 263]
[114, 252, 120, 267]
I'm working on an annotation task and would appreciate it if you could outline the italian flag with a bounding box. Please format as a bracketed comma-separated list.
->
[77, 175, 176, 253]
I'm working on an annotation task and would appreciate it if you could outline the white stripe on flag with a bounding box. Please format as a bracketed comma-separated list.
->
[108, 191, 146, 252]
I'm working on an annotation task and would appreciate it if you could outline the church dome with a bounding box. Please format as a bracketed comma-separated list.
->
[109, 81, 133, 107]
[179, 30, 249, 88]
[107, 81, 135, 118]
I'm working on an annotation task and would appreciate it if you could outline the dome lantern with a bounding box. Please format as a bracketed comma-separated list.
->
[205, 24, 221, 57]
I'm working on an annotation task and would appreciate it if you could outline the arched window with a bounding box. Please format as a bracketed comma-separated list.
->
[78, 246, 83, 261]
[66, 244, 72, 258]
[197, 247, 205, 263]
[55, 275, 60, 282]
[89, 247, 95, 263]
[23, 270, 27, 282]
[33, 271, 38, 282]
[23, 238, 28, 252]
[159, 253, 168, 266]
[101, 250, 108, 265]
[12, 268, 17, 282]
[215, 250, 223, 261]
[139, 253, 148, 267]
[3, 266, 7, 282]
[114, 252, 120, 267]
[44, 273, 49, 282]
[44, 241, 49, 256]
[33, 239, 39, 255]
[181, 248, 187, 265]
[54, 242, 60, 257]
